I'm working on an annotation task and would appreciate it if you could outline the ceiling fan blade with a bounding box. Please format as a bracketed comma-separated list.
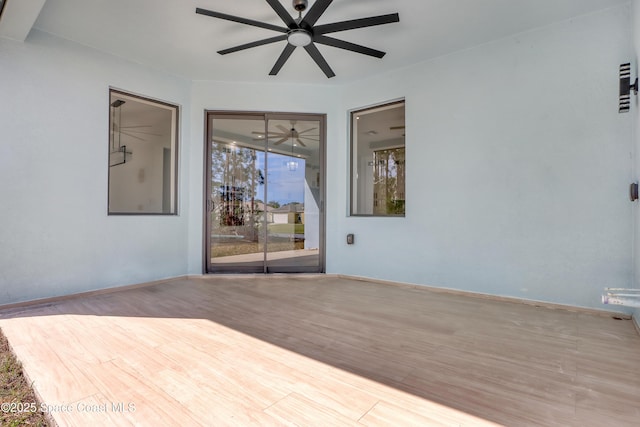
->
[219, 35, 287, 55]
[265, 0, 298, 28]
[314, 35, 385, 58]
[297, 127, 317, 135]
[300, 0, 334, 28]
[276, 125, 290, 133]
[120, 132, 146, 141]
[296, 138, 307, 147]
[120, 125, 153, 129]
[121, 129, 162, 136]
[269, 44, 296, 75]
[251, 131, 281, 136]
[390, 126, 406, 130]
[314, 13, 400, 35]
[304, 43, 335, 78]
[253, 134, 285, 141]
[196, 8, 287, 33]
[273, 136, 289, 145]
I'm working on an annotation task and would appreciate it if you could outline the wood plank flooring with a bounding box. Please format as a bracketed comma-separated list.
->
[0, 276, 638, 426]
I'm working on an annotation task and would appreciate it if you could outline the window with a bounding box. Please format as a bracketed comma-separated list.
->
[108, 89, 179, 215]
[350, 100, 405, 216]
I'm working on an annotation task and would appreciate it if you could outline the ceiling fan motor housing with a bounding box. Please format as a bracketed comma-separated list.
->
[293, 0, 308, 12]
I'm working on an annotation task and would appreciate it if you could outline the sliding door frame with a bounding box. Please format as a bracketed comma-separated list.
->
[203, 110, 326, 274]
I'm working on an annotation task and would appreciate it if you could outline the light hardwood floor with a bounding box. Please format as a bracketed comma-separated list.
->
[0, 276, 638, 426]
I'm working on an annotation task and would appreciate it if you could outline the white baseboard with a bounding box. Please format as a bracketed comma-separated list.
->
[338, 274, 632, 319]
[0, 275, 188, 313]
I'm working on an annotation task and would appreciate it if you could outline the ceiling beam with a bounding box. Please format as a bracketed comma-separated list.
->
[0, 0, 47, 42]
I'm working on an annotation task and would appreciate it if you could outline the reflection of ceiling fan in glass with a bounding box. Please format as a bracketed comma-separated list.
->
[252, 121, 318, 147]
[110, 99, 161, 142]
[112, 123, 161, 142]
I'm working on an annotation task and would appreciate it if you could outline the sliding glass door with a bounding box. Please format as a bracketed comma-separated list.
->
[264, 118, 322, 271]
[205, 112, 324, 273]
[208, 115, 266, 272]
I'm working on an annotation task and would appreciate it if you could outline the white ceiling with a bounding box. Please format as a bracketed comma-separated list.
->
[31, 0, 629, 84]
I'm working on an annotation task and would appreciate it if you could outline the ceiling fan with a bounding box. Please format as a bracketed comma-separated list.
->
[111, 124, 160, 142]
[110, 100, 161, 142]
[196, 0, 400, 78]
[253, 121, 318, 146]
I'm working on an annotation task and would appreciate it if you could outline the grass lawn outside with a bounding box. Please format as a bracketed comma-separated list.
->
[212, 224, 306, 258]
[0, 328, 50, 427]
[268, 223, 304, 234]
[212, 240, 305, 258]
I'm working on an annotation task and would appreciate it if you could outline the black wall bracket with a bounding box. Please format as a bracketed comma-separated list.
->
[619, 63, 638, 113]
[630, 183, 639, 202]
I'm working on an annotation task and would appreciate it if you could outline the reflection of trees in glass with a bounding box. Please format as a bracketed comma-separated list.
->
[211, 143, 264, 240]
[373, 147, 405, 215]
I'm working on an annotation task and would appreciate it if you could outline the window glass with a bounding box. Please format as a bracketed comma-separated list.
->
[351, 100, 405, 216]
[108, 90, 179, 215]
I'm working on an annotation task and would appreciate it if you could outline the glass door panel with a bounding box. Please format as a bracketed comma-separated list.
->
[208, 117, 267, 273]
[265, 118, 321, 272]
[206, 113, 324, 273]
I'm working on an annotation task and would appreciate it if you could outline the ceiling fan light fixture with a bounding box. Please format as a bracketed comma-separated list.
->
[287, 29, 312, 47]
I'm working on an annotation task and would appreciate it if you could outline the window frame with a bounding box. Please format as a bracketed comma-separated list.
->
[107, 88, 180, 216]
[349, 99, 406, 217]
